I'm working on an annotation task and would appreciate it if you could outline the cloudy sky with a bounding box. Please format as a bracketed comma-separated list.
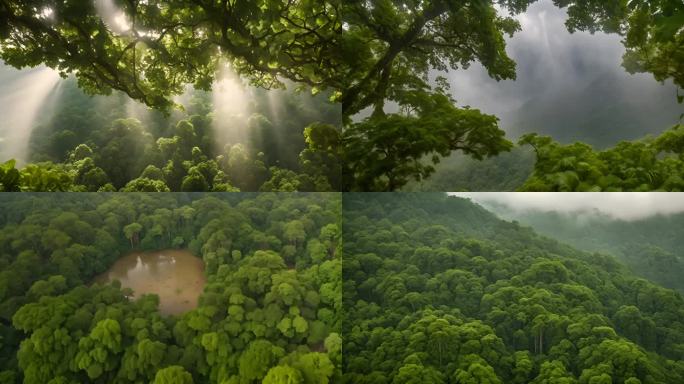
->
[450, 193, 684, 221]
[442, 0, 682, 146]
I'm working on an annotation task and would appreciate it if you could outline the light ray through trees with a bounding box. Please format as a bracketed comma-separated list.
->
[0, 66, 61, 164]
[211, 64, 251, 148]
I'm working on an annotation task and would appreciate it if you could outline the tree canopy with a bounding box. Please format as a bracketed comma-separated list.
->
[487, 204, 684, 294]
[342, 193, 684, 383]
[339, 0, 683, 116]
[0, 0, 341, 109]
[2, 0, 682, 190]
[520, 124, 684, 191]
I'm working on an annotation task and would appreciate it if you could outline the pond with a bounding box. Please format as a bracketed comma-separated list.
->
[94, 249, 206, 315]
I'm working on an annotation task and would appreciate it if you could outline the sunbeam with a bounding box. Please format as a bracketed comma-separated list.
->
[94, 0, 132, 34]
[211, 64, 251, 149]
[0, 66, 61, 164]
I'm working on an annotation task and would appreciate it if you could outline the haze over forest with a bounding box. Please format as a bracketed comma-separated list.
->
[0, 63, 338, 165]
[0, 61, 341, 192]
[453, 192, 684, 294]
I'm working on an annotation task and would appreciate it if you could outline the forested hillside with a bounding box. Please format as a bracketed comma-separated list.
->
[342, 193, 684, 383]
[480, 205, 684, 294]
[0, 193, 341, 383]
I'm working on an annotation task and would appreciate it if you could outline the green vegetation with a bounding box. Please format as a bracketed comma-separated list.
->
[519, 124, 684, 191]
[2, 0, 682, 190]
[0, 193, 341, 383]
[342, 193, 684, 383]
[0, 1, 339, 110]
[0, 0, 341, 192]
[405, 122, 684, 192]
[484, 206, 684, 294]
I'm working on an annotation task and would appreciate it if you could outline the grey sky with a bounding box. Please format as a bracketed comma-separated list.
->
[442, 0, 682, 146]
[447, 1, 624, 107]
[450, 193, 684, 221]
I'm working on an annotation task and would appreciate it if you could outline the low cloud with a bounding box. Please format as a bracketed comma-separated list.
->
[450, 192, 684, 221]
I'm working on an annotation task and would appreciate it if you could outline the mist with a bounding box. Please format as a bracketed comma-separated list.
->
[451, 192, 684, 221]
[444, 0, 683, 148]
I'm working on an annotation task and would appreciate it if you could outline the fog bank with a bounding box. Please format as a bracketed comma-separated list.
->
[451, 192, 684, 221]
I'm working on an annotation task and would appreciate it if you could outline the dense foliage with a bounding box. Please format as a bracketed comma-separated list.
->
[339, 0, 521, 190]
[485, 206, 684, 294]
[0, 193, 341, 383]
[4, 1, 681, 190]
[342, 193, 684, 383]
[401, 120, 684, 192]
[520, 124, 684, 191]
[0, 0, 340, 110]
[0, 78, 341, 192]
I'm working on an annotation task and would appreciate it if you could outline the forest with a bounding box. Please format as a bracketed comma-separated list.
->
[342, 193, 684, 383]
[402, 149, 536, 192]
[404, 122, 684, 192]
[412, 125, 684, 192]
[0, 1, 341, 192]
[0, 193, 341, 383]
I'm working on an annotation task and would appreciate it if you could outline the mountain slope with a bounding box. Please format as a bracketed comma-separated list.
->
[482, 204, 684, 294]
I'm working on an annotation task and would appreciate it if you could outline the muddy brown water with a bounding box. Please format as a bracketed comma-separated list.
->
[93, 249, 205, 315]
